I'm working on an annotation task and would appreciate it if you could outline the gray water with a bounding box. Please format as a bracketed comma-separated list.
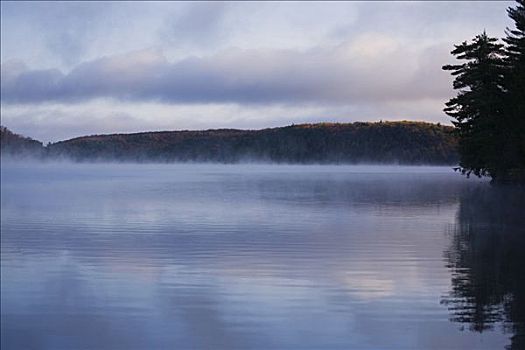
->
[1, 163, 524, 349]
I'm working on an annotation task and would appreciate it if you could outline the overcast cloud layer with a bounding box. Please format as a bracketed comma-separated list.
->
[0, 1, 514, 142]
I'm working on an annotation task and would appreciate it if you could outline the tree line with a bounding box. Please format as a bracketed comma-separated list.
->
[1, 122, 458, 165]
[0, 126, 44, 158]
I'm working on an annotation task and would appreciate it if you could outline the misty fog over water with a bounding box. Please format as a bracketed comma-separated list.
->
[1, 163, 523, 349]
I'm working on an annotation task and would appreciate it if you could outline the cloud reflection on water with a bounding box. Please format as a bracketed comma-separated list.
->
[1, 164, 509, 349]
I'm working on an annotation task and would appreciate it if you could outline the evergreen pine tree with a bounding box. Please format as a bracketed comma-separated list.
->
[443, 32, 507, 180]
[503, 0, 525, 178]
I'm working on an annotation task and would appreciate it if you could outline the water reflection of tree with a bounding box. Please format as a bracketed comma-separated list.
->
[442, 186, 525, 349]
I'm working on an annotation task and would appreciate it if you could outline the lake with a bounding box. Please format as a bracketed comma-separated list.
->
[1, 163, 523, 349]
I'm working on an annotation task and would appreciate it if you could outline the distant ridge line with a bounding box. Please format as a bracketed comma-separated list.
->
[1, 121, 458, 165]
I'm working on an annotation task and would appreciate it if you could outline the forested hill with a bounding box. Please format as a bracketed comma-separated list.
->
[0, 126, 44, 158]
[44, 121, 458, 164]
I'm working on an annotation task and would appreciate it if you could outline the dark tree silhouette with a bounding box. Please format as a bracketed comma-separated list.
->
[503, 0, 525, 177]
[443, 0, 525, 183]
[443, 32, 507, 180]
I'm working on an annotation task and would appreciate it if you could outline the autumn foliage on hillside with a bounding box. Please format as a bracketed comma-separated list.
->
[0, 126, 44, 158]
[44, 121, 458, 164]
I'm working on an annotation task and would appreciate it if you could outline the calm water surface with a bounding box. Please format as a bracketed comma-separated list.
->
[1, 163, 524, 349]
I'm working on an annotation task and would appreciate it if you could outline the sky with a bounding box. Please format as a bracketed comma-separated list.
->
[0, 1, 515, 142]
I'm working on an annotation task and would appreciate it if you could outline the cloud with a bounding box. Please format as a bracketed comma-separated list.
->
[334, 1, 513, 42]
[1, 1, 512, 71]
[1, 1, 510, 141]
[1, 2, 116, 67]
[160, 2, 230, 48]
[1, 37, 453, 106]
[1, 97, 450, 144]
